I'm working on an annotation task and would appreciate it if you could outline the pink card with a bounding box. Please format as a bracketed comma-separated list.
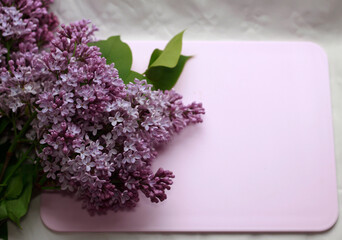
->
[40, 41, 338, 232]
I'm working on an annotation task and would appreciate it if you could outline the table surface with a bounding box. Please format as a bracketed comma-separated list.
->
[9, 0, 342, 239]
[40, 41, 338, 232]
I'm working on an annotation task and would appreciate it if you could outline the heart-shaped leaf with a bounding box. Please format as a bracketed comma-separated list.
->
[0, 201, 7, 221]
[146, 49, 191, 90]
[124, 71, 145, 84]
[6, 185, 32, 227]
[125, 71, 154, 87]
[88, 36, 132, 81]
[149, 31, 184, 68]
[5, 174, 23, 199]
[5, 166, 33, 227]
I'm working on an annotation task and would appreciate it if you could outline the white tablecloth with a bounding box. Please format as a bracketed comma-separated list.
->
[9, 0, 342, 239]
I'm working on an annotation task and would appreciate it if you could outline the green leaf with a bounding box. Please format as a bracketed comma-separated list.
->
[6, 184, 32, 227]
[0, 201, 7, 221]
[148, 48, 162, 68]
[124, 71, 145, 84]
[145, 49, 192, 90]
[5, 168, 33, 227]
[149, 31, 184, 68]
[5, 174, 23, 199]
[145, 31, 190, 90]
[0, 118, 9, 135]
[125, 71, 154, 88]
[0, 143, 10, 168]
[0, 164, 12, 195]
[2, 146, 34, 186]
[0, 220, 7, 240]
[88, 36, 132, 81]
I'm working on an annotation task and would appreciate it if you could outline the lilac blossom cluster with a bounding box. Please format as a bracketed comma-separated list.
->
[0, 0, 58, 117]
[37, 20, 204, 212]
[0, 1, 204, 212]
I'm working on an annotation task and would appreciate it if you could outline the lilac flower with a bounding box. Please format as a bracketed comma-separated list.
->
[0, 6, 35, 40]
[37, 20, 205, 213]
[0, 0, 58, 123]
[109, 112, 124, 126]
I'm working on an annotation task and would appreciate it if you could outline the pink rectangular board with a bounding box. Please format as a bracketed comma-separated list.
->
[40, 41, 339, 232]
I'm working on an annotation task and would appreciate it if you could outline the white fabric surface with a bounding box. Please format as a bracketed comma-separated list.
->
[8, 0, 342, 239]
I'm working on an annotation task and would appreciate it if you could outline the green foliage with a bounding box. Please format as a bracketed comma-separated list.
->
[144, 31, 190, 90]
[149, 31, 185, 68]
[146, 49, 191, 90]
[5, 173, 23, 199]
[88, 36, 133, 82]
[89, 31, 189, 90]
[0, 165, 33, 227]
[0, 220, 7, 240]
[0, 118, 9, 135]
[0, 143, 10, 168]
[0, 127, 9, 238]
[6, 182, 32, 227]
[0, 202, 7, 221]
[125, 71, 154, 86]
[125, 71, 145, 84]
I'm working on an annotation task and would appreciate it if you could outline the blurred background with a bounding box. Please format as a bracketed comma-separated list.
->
[9, 0, 342, 239]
